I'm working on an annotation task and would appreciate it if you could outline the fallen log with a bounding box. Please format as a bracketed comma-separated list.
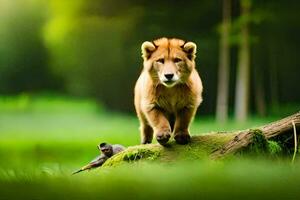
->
[102, 112, 300, 167]
[211, 111, 300, 158]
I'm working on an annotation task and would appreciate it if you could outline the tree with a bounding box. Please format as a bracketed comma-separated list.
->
[216, 0, 231, 122]
[234, 0, 251, 122]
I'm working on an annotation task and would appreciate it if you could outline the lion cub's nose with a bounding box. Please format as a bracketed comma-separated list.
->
[164, 74, 174, 81]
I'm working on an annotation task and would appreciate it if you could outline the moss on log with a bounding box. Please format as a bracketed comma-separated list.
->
[102, 133, 235, 167]
[102, 112, 300, 168]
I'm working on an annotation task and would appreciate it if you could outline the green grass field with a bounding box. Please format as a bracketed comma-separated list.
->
[0, 95, 299, 200]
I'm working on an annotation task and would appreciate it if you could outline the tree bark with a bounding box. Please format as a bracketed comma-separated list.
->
[216, 0, 231, 123]
[234, 0, 251, 122]
[211, 111, 300, 158]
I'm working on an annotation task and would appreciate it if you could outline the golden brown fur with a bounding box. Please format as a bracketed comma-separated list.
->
[134, 37, 203, 145]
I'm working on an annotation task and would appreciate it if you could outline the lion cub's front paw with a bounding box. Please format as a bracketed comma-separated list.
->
[174, 132, 191, 144]
[156, 131, 171, 145]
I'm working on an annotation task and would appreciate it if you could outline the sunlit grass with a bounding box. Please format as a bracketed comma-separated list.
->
[0, 95, 279, 143]
[0, 95, 293, 167]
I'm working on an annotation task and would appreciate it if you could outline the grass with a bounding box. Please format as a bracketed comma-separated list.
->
[2, 160, 300, 200]
[0, 95, 299, 200]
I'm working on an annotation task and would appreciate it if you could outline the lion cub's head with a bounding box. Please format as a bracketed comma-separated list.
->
[141, 37, 197, 88]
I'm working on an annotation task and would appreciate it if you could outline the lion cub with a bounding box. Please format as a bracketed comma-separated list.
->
[134, 38, 203, 145]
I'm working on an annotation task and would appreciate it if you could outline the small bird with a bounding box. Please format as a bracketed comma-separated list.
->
[72, 142, 126, 175]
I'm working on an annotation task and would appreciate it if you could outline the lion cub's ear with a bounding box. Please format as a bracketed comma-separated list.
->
[183, 42, 197, 60]
[141, 41, 156, 60]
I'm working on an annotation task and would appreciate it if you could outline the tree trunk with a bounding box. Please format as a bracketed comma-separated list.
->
[216, 0, 231, 123]
[234, 0, 251, 122]
[254, 65, 266, 116]
[101, 112, 300, 168]
[268, 39, 280, 112]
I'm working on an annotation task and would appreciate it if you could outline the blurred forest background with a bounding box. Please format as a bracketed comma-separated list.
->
[0, 0, 299, 121]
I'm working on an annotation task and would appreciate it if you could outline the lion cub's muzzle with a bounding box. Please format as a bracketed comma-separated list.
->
[160, 73, 179, 87]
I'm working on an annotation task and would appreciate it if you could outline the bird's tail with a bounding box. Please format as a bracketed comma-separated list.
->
[72, 169, 84, 175]
[72, 165, 91, 175]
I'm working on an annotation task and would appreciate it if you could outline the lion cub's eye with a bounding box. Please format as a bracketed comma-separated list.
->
[174, 58, 182, 63]
[156, 58, 164, 64]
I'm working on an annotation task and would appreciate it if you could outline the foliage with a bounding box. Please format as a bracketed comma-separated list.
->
[1, 0, 299, 114]
[43, 0, 142, 111]
[0, 0, 59, 93]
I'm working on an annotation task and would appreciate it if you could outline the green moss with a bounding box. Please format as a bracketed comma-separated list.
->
[101, 131, 286, 168]
[273, 133, 295, 155]
[101, 133, 236, 168]
[267, 140, 282, 155]
[159, 133, 235, 161]
[241, 129, 282, 156]
[123, 148, 161, 162]
[102, 144, 162, 167]
[251, 129, 268, 152]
